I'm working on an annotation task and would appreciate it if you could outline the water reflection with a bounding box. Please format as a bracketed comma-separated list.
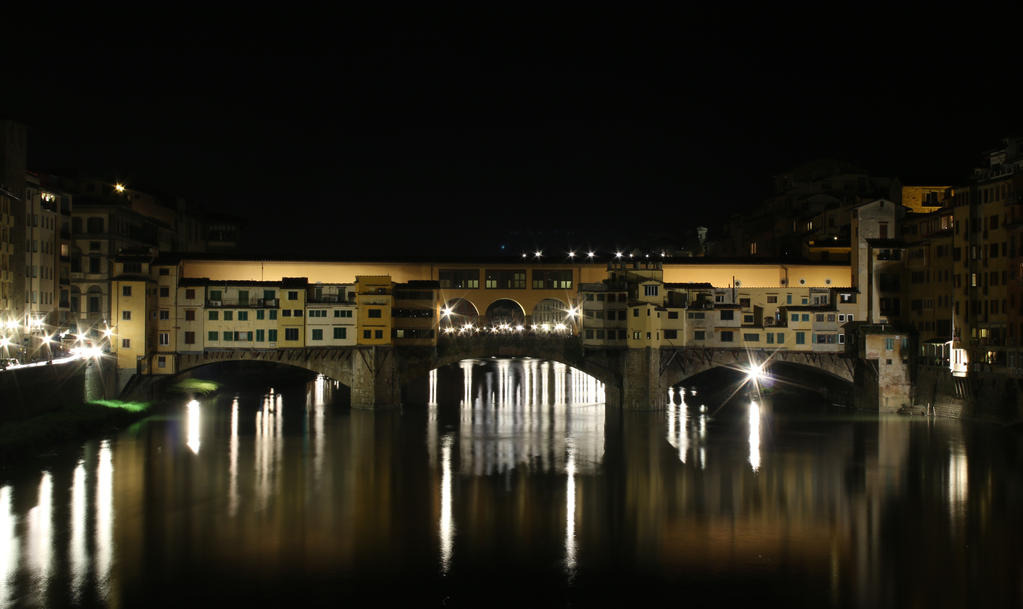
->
[439, 433, 454, 575]
[26, 471, 53, 605]
[0, 486, 14, 608]
[186, 399, 201, 454]
[96, 440, 113, 599]
[70, 461, 87, 598]
[2, 362, 1022, 607]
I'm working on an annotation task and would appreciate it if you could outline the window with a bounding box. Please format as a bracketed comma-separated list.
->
[668, 311, 679, 319]
[184, 331, 195, 345]
[885, 338, 895, 351]
[439, 269, 480, 289]
[209, 331, 220, 342]
[739, 298, 750, 308]
[256, 310, 264, 320]
[633, 308, 639, 317]
[687, 312, 705, 319]
[288, 291, 298, 300]
[838, 334, 845, 344]
[644, 285, 659, 297]
[334, 309, 352, 318]
[159, 310, 169, 320]
[264, 290, 275, 301]
[795, 332, 805, 345]
[293, 310, 303, 317]
[312, 329, 323, 340]
[209, 290, 222, 302]
[268, 330, 277, 342]
[223, 331, 233, 342]
[282, 309, 292, 317]
[720, 310, 734, 321]
[485, 269, 526, 289]
[185, 288, 196, 300]
[159, 332, 169, 346]
[333, 327, 347, 339]
[838, 314, 845, 322]
[122, 285, 132, 296]
[89, 257, 100, 273]
[847, 314, 853, 322]
[285, 328, 299, 341]
[159, 287, 169, 298]
[363, 330, 372, 339]
[269, 310, 277, 320]
[767, 333, 774, 344]
[767, 295, 778, 303]
[816, 314, 825, 322]
[185, 310, 195, 321]
[375, 330, 383, 339]
[632, 331, 640, 340]
[720, 331, 734, 342]
[254, 329, 264, 342]
[368, 309, 382, 318]
[786, 294, 792, 304]
[532, 269, 573, 289]
[743, 333, 759, 342]
[693, 330, 705, 340]
[121, 310, 131, 320]
[743, 314, 754, 323]
[777, 333, 784, 344]
[664, 329, 678, 339]
[224, 311, 233, 321]
[121, 338, 130, 349]
[234, 311, 246, 321]
[209, 311, 219, 320]
[802, 314, 810, 322]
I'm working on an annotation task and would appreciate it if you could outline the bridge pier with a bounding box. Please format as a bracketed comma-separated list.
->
[622, 347, 665, 410]
[351, 346, 401, 409]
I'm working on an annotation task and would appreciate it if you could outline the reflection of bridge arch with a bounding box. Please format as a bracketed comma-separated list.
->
[484, 299, 526, 327]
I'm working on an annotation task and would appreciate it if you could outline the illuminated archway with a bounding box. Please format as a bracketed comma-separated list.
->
[532, 297, 570, 325]
[440, 298, 480, 328]
[484, 299, 526, 327]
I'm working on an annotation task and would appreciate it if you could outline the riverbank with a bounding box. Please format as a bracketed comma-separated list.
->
[0, 399, 152, 464]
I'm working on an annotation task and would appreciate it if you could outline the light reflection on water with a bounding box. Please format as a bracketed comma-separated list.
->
[0, 359, 1021, 607]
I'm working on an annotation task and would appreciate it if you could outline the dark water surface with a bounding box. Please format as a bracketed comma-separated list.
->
[2, 359, 1023, 608]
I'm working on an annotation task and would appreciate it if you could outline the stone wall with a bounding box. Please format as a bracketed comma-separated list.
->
[0, 359, 117, 423]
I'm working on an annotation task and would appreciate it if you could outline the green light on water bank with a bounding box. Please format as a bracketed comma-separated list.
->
[89, 400, 152, 413]
[171, 379, 220, 395]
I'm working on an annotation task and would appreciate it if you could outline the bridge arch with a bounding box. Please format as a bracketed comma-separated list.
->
[484, 298, 526, 327]
[658, 348, 855, 405]
[440, 298, 480, 328]
[531, 297, 569, 325]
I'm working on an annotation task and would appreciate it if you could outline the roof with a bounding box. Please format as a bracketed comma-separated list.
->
[664, 282, 714, 289]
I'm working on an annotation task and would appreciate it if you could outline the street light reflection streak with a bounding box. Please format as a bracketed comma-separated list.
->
[26, 471, 53, 606]
[439, 434, 455, 574]
[0, 486, 15, 609]
[186, 400, 201, 454]
[70, 461, 87, 599]
[96, 440, 113, 599]
[565, 443, 577, 576]
[229, 398, 239, 517]
[748, 400, 761, 472]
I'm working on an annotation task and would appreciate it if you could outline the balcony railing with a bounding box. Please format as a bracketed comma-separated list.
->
[206, 298, 279, 308]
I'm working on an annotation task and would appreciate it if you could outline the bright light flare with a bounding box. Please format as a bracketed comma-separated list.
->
[614, 251, 623, 259]
[567, 251, 575, 258]
[586, 251, 595, 258]
[746, 363, 765, 383]
[114, 183, 125, 193]
[535, 250, 543, 258]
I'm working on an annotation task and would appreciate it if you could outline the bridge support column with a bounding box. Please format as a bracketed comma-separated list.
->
[351, 346, 401, 409]
[621, 347, 665, 410]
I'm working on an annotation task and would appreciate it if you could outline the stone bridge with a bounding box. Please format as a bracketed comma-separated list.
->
[172, 338, 857, 409]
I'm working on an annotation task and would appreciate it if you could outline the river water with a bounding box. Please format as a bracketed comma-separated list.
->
[2, 358, 1022, 608]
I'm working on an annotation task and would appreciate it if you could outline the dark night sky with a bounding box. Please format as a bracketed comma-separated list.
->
[3, 9, 1021, 258]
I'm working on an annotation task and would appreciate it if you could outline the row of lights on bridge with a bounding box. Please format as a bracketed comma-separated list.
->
[521, 251, 668, 260]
